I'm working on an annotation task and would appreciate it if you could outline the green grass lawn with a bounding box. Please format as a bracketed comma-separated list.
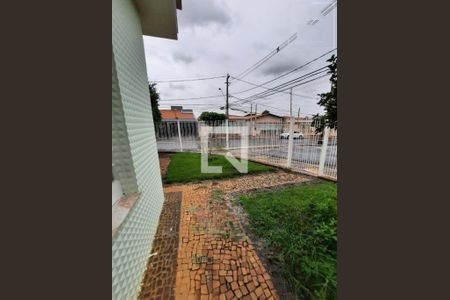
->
[240, 182, 337, 300]
[164, 152, 275, 184]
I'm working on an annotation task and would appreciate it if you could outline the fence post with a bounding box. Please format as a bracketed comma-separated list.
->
[286, 116, 294, 168]
[318, 126, 330, 176]
[177, 120, 183, 152]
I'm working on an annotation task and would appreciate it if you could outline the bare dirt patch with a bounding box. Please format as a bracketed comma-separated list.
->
[158, 152, 172, 177]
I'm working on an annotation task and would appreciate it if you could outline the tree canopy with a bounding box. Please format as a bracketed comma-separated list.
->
[312, 55, 337, 133]
[198, 111, 226, 122]
[149, 83, 161, 124]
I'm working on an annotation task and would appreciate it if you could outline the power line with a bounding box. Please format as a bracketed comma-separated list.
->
[160, 95, 224, 101]
[270, 73, 328, 93]
[231, 7, 335, 84]
[232, 33, 298, 81]
[242, 73, 328, 105]
[231, 100, 317, 117]
[321, 0, 337, 16]
[161, 103, 220, 109]
[229, 96, 291, 115]
[231, 48, 336, 95]
[159, 103, 222, 106]
[149, 75, 225, 83]
[159, 68, 327, 106]
[155, 50, 335, 104]
[230, 76, 320, 99]
[230, 67, 328, 106]
[240, 70, 327, 101]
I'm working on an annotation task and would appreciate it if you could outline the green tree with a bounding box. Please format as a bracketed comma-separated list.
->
[312, 55, 337, 133]
[198, 111, 226, 122]
[149, 83, 161, 124]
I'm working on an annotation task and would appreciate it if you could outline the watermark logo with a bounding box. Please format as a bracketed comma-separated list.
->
[200, 124, 249, 174]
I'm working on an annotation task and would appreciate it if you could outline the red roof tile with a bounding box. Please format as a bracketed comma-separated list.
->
[160, 110, 194, 120]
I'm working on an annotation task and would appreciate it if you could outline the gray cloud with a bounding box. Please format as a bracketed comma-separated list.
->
[172, 52, 195, 64]
[178, 0, 232, 28]
[220, 53, 231, 62]
[144, 0, 336, 118]
[252, 42, 270, 51]
[260, 59, 298, 76]
[169, 83, 186, 90]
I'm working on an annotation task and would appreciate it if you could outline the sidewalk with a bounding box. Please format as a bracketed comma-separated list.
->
[139, 171, 311, 300]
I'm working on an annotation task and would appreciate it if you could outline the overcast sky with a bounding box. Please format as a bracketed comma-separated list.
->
[143, 0, 336, 118]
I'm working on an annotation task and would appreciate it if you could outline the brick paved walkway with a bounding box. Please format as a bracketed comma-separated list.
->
[139, 191, 182, 300]
[140, 170, 311, 300]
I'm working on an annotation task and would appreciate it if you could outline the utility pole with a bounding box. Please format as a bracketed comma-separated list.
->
[254, 104, 257, 136]
[297, 107, 301, 130]
[225, 73, 230, 149]
[290, 89, 293, 117]
[250, 103, 253, 135]
[225, 73, 230, 119]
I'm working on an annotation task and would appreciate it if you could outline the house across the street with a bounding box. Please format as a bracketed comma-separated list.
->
[160, 106, 195, 121]
[229, 111, 284, 135]
[157, 106, 197, 138]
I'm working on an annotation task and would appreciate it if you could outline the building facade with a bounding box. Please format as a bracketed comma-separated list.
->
[156, 106, 197, 138]
[229, 112, 284, 135]
[112, 0, 181, 299]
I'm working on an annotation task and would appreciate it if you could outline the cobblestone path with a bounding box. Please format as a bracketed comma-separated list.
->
[139, 192, 182, 300]
[140, 171, 311, 300]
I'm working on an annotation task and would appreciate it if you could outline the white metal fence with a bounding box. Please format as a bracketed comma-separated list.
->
[155, 120, 337, 180]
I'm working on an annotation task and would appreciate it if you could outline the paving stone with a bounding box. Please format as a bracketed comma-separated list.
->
[240, 285, 249, 296]
[212, 280, 221, 289]
[225, 290, 234, 299]
[138, 192, 182, 300]
[138, 161, 304, 299]
[246, 281, 255, 293]
[201, 284, 208, 295]
[249, 292, 258, 300]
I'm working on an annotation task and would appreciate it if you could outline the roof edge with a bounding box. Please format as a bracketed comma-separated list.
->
[135, 0, 181, 40]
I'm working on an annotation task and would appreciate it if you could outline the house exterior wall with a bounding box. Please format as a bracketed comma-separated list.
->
[282, 119, 314, 133]
[112, 0, 165, 299]
[252, 115, 283, 134]
[112, 49, 139, 195]
[257, 115, 282, 123]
